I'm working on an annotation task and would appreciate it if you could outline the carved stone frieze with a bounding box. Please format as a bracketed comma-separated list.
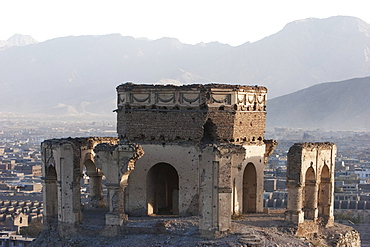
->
[116, 83, 267, 112]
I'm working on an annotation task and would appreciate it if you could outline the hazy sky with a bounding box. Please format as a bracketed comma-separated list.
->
[1, 0, 369, 46]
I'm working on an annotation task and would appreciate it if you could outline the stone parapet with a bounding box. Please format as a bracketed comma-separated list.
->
[117, 83, 267, 110]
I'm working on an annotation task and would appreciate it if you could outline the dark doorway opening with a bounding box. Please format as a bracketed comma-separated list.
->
[147, 163, 179, 215]
[243, 163, 257, 213]
[202, 118, 217, 143]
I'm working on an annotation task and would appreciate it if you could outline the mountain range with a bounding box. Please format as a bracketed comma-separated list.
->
[0, 16, 370, 130]
[266, 76, 370, 131]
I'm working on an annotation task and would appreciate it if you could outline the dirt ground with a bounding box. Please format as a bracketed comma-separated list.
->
[32, 211, 358, 247]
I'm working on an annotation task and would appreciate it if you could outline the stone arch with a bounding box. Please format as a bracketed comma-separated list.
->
[147, 163, 179, 215]
[243, 162, 257, 213]
[318, 164, 331, 220]
[303, 166, 317, 220]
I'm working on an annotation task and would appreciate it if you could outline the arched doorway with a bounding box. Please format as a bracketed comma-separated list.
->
[303, 167, 317, 220]
[243, 163, 257, 213]
[318, 165, 330, 219]
[147, 163, 179, 215]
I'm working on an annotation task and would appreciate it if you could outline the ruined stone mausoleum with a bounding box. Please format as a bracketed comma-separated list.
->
[285, 142, 336, 229]
[41, 83, 278, 237]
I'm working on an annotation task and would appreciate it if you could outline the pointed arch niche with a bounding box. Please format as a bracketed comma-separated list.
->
[44, 164, 58, 223]
[303, 166, 318, 220]
[318, 164, 331, 220]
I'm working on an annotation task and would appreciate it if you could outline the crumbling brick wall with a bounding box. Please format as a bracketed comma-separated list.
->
[232, 111, 266, 142]
[116, 83, 267, 144]
[117, 110, 205, 142]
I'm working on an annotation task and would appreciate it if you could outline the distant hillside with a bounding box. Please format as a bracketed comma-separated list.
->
[266, 76, 370, 131]
[0, 16, 370, 124]
[207, 16, 370, 97]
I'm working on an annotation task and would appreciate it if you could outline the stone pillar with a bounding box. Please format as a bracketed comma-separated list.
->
[319, 177, 334, 226]
[218, 188, 232, 233]
[326, 178, 335, 226]
[105, 184, 127, 226]
[54, 144, 83, 237]
[326, 147, 336, 226]
[199, 147, 232, 238]
[218, 158, 232, 234]
[87, 171, 105, 208]
[285, 182, 304, 225]
[42, 176, 58, 226]
[58, 146, 83, 225]
[199, 158, 219, 237]
[94, 143, 144, 227]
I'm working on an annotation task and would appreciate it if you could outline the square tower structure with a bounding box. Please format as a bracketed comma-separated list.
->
[116, 83, 267, 144]
[115, 83, 276, 236]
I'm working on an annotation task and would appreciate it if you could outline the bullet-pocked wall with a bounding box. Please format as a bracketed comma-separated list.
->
[231, 145, 267, 216]
[125, 144, 200, 216]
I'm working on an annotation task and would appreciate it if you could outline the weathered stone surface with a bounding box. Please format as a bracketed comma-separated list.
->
[285, 142, 337, 235]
